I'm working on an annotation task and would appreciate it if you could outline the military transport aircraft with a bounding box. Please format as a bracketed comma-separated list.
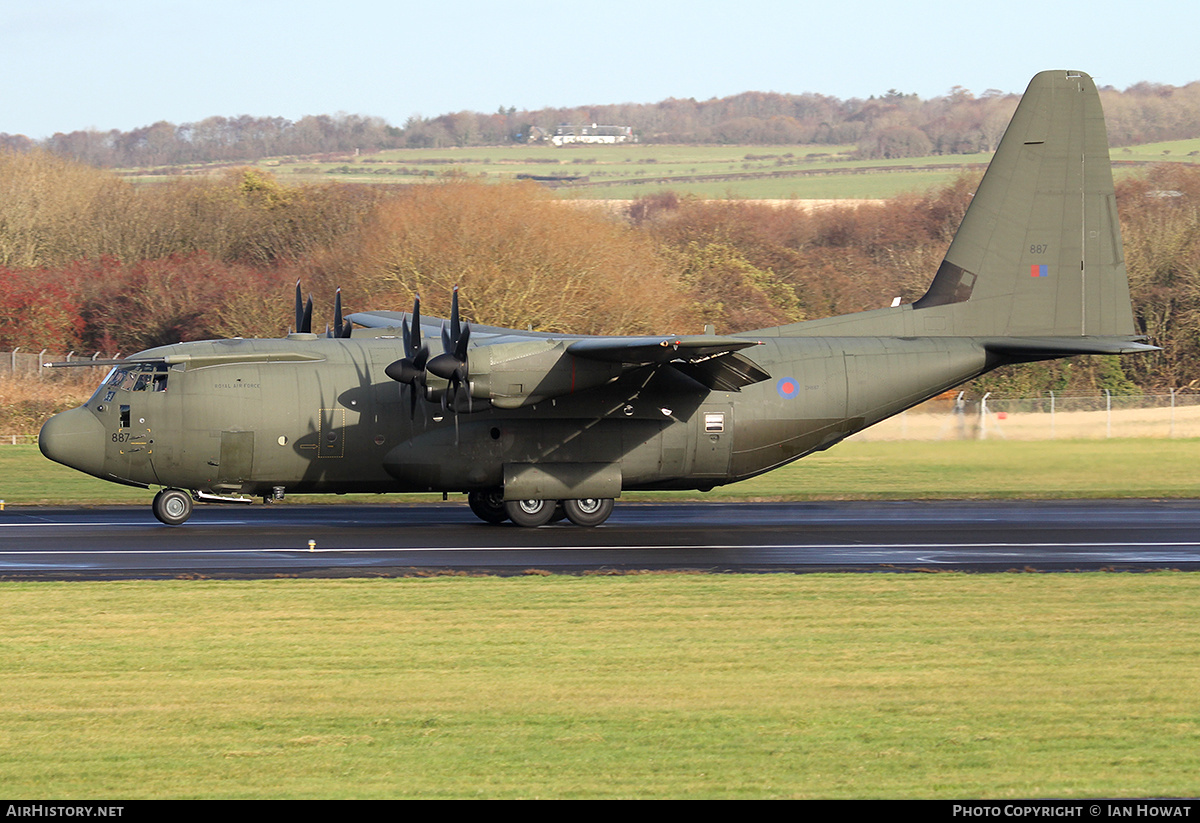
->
[39, 70, 1155, 527]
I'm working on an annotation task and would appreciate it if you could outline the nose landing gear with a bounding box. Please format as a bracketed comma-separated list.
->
[151, 488, 193, 526]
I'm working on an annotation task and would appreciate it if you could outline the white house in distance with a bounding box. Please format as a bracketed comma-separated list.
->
[550, 124, 635, 146]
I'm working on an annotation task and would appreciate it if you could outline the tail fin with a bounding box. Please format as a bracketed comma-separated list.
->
[913, 70, 1136, 340]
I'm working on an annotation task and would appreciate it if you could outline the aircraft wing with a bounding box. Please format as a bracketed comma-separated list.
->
[348, 309, 770, 405]
[349, 310, 420, 328]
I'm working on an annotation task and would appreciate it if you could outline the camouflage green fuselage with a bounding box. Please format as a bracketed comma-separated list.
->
[80, 332, 991, 498]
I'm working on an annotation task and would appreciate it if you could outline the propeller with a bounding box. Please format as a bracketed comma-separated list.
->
[384, 295, 430, 416]
[426, 286, 471, 410]
[294, 281, 352, 338]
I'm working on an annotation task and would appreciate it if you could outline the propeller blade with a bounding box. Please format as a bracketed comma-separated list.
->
[294, 280, 303, 333]
[404, 296, 423, 359]
[301, 295, 313, 335]
[455, 321, 470, 361]
[330, 289, 344, 338]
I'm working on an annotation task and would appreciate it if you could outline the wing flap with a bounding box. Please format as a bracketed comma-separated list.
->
[671, 351, 772, 392]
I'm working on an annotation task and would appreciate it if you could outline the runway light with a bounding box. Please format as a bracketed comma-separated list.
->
[308, 539, 315, 552]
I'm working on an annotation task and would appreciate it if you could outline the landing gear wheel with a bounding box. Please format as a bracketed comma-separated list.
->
[152, 488, 193, 526]
[468, 489, 508, 524]
[563, 498, 614, 527]
[504, 498, 557, 528]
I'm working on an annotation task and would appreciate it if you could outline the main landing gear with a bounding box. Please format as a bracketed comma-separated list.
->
[468, 490, 614, 527]
[152, 488, 193, 526]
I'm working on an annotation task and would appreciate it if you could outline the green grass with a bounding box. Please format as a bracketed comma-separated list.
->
[7, 439, 1200, 507]
[1, 574, 1198, 798]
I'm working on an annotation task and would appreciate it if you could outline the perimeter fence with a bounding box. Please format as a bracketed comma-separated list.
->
[1, 349, 114, 376]
[851, 391, 1200, 441]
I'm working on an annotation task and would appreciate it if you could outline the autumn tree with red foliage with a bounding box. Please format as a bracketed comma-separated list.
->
[0, 268, 86, 350]
[61, 254, 298, 353]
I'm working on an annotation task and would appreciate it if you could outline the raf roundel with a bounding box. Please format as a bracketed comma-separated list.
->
[776, 377, 800, 399]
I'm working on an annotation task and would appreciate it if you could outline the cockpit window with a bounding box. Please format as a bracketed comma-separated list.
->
[91, 363, 169, 404]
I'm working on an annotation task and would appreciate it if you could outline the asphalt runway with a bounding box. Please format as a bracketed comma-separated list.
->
[3, 499, 1200, 579]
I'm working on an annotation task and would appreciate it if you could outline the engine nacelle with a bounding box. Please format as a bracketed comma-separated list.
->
[466, 340, 625, 409]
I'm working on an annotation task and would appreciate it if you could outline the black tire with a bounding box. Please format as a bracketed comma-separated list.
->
[563, 498, 614, 527]
[468, 489, 508, 524]
[504, 498, 556, 528]
[152, 488, 193, 526]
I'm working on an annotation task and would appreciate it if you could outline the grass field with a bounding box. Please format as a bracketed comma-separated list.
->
[2, 574, 1198, 798]
[5, 438, 1200, 507]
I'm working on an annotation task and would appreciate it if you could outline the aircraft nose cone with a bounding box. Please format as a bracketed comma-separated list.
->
[39, 407, 106, 478]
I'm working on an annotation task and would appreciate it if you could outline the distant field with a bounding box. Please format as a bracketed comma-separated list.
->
[121, 143, 987, 199]
[118, 136, 1199, 200]
[1113, 137, 1200, 164]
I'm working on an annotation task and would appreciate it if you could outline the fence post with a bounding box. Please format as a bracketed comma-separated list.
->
[1170, 388, 1176, 438]
[1049, 390, 1055, 439]
[11, 347, 18, 375]
[979, 392, 991, 440]
[38, 349, 47, 376]
[1105, 389, 1112, 438]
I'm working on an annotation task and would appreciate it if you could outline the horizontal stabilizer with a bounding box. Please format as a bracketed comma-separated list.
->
[984, 337, 1159, 360]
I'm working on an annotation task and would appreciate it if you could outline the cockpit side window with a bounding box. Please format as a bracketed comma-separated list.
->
[95, 364, 169, 403]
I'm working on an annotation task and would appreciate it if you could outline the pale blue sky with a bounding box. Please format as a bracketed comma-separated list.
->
[3, 0, 1196, 139]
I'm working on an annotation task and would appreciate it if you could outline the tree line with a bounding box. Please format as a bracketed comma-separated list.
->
[2, 148, 1198, 397]
[4, 80, 1199, 168]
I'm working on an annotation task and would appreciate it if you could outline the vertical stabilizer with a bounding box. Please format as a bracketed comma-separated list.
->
[913, 70, 1134, 339]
